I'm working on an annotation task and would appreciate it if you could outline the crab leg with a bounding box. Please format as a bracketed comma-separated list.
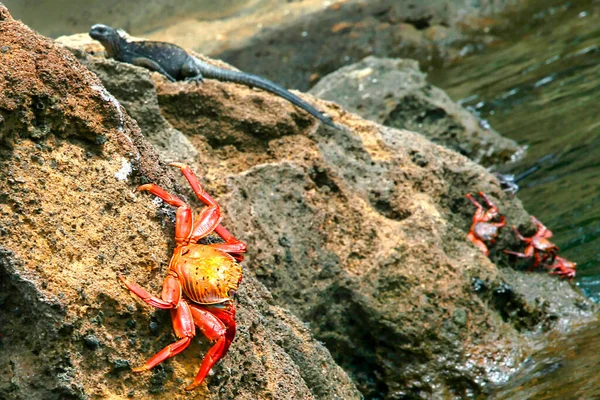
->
[510, 226, 529, 242]
[503, 246, 551, 270]
[524, 251, 542, 270]
[119, 272, 182, 309]
[478, 191, 498, 210]
[133, 300, 196, 372]
[189, 205, 222, 242]
[162, 165, 223, 242]
[169, 162, 247, 258]
[138, 171, 229, 247]
[138, 184, 192, 245]
[198, 219, 246, 260]
[208, 242, 247, 254]
[209, 225, 247, 261]
[185, 304, 234, 391]
[503, 247, 542, 270]
[169, 162, 219, 208]
[547, 256, 576, 280]
[537, 250, 557, 268]
[490, 216, 506, 227]
[503, 245, 535, 258]
[466, 194, 485, 221]
[531, 216, 553, 238]
[467, 232, 491, 256]
[213, 225, 246, 252]
[205, 306, 237, 359]
[466, 193, 484, 210]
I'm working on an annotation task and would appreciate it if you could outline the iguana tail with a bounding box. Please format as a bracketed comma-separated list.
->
[194, 58, 337, 128]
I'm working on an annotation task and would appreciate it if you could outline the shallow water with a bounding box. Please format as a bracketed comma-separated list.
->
[486, 319, 600, 399]
[430, 0, 600, 301]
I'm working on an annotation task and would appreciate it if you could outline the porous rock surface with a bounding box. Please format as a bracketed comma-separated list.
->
[2, 8, 596, 400]
[310, 57, 521, 166]
[59, 27, 598, 400]
[0, 8, 359, 400]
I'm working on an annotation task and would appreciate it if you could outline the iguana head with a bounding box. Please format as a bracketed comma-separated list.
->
[89, 24, 125, 58]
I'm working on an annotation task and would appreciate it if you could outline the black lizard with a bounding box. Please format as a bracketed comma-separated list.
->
[89, 24, 336, 128]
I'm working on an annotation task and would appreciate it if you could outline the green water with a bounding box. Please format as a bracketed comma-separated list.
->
[430, 1, 600, 396]
[430, 0, 600, 301]
[487, 319, 600, 399]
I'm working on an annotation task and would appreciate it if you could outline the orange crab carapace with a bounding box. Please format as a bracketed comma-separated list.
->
[119, 163, 246, 390]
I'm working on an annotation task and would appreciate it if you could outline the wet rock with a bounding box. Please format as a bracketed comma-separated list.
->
[489, 320, 600, 399]
[310, 57, 521, 166]
[0, 7, 360, 400]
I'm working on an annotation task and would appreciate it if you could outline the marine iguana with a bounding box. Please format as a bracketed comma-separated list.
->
[89, 24, 336, 128]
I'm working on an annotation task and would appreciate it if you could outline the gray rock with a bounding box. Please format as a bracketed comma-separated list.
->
[213, 0, 523, 91]
[310, 57, 521, 166]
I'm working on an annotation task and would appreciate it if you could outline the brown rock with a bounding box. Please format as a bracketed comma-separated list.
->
[8, 11, 596, 400]
[60, 34, 198, 164]
[0, 7, 360, 400]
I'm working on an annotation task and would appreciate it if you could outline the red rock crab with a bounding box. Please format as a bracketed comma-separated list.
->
[504, 215, 558, 269]
[466, 191, 506, 256]
[119, 163, 246, 390]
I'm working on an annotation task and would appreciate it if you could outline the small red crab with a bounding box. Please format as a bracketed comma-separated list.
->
[503, 216, 559, 269]
[466, 191, 506, 256]
[119, 163, 247, 391]
[546, 256, 577, 280]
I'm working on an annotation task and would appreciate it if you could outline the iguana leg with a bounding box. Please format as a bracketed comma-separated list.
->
[131, 57, 177, 82]
[182, 58, 204, 84]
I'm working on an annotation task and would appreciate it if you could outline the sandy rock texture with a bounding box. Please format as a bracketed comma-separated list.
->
[0, 7, 360, 400]
[54, 26, 599, 400]
[310, 57, 521, 166]
[66, 36, 199, 164]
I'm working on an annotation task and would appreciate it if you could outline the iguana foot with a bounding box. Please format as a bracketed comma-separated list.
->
[184, 75, 204, 85]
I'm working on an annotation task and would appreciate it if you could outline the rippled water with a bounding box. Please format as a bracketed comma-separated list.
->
[430, 0, 600, 301]
[488, 319, 600, 399]
[429, 2, 600, 396]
